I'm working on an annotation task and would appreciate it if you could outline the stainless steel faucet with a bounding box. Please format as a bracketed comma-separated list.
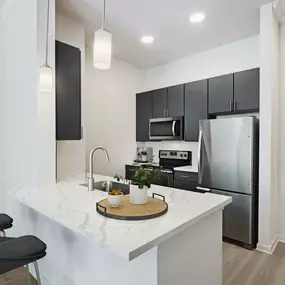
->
[88, 147, 110, 191]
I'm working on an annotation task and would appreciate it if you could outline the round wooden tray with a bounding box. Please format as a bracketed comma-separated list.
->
[96, 193, 168, 220]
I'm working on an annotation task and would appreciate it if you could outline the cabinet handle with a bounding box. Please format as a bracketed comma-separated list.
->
[164, 109, 166, 117]
[234, 101, 238, 111]
[229, 101, 233, 111]
[180, 175, 190, 179]
[167, 109, 169, 117]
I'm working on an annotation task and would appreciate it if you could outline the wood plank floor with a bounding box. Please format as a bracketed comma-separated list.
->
[1, 242, 285, 284]
[223, 242, 285, 285]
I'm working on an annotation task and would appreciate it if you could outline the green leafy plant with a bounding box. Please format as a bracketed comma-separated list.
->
[131, 165, 166, 189]
[114, 174, 123, 182]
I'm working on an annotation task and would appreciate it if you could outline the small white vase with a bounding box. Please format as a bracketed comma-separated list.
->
[130, 185, 149, 205]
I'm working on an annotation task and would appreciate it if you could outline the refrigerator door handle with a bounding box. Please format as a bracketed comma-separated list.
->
[197, 130, 203, 184]
[172, 120, 177, 137]
[196, 186, 211, 192]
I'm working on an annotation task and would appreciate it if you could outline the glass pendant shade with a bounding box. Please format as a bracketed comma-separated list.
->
[39, 65, 53, 92]
[93, 29, 112, 70]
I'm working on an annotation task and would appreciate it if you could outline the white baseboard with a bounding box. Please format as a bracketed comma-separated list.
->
[278, 234, 285, 244]
[257, 234, 279, 254]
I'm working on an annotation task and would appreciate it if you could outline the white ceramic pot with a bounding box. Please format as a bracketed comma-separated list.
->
[130, 185, 149, 205]
[108, 193, 123, 208]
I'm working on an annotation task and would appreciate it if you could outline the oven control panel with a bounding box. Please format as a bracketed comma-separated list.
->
[159, 150, 190, 160]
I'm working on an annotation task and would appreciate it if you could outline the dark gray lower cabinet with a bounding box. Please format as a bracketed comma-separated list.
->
[184, 80, 208, 141]
[136, 92, 153, 142]
[174, 180, 198, 192]
[234, 68, 259, 112]
[174, 171, 198, 192]
[56, 41, 81, 140]
[208, 74, 234, 114]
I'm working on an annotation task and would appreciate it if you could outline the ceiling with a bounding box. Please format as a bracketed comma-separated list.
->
[56, 0, 273, 69]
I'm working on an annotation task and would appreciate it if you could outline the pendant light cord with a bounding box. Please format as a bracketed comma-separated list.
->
[45, 0, 50, 66]
[102, 0, 106, 30]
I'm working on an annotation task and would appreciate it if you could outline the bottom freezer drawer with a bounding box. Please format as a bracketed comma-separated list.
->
[211, 189, 252, 245]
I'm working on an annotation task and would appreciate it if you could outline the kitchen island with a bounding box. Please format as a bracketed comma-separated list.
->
[9, 173, 231, 285]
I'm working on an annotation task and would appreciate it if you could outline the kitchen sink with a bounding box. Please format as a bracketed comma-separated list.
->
[80, 181, 130, 195]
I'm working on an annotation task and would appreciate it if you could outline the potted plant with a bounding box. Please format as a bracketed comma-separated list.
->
[130, 165, 166, 205]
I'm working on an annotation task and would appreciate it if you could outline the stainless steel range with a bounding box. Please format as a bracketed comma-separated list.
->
[156, 150, 192, 188]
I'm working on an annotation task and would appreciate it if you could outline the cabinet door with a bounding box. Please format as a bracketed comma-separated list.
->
[136, 92, 153, 142]
[174, 180, 198, 192]
[208, 74, 234, 114]
[234, 68, 259, 112]
[56, 41, 81, 140]
[184, 80, 208, 141]
[174, 171, 198, 182]
[167, 85, 184, 117]
[153, 88, 167, 118]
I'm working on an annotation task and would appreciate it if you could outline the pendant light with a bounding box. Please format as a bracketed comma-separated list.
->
[93, 0, 112, 70]
[39, 0, 53, 92]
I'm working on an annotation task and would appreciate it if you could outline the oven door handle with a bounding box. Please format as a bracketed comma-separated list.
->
[172, 120, 177, 137]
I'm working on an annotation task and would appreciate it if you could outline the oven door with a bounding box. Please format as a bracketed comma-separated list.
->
[149, 117, 184, 141]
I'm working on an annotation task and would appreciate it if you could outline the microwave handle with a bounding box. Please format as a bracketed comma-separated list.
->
[172, 120, 177, 137]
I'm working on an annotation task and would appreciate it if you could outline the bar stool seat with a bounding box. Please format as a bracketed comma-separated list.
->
[0, 214, 13, 231]
[0, 235, 47, 283]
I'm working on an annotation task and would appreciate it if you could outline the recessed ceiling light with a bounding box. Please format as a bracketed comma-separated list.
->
[189, 13, 206, 23]
[141, 36, 154, 44]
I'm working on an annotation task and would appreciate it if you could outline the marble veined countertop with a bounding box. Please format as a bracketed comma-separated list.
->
[174, 165, 198, 173]
[10, 173, 231, 261]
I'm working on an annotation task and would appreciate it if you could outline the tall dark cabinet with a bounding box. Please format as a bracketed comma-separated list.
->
[56, 41, 81, 140]
[208, 68, 260, 115]
[184, 80, 208, 141]
[208, 74, 234, 114]
[167, 85, 184, 117]
[152, 88, 167, 118]
[136, 91, 153, 142]
[234, 68, 259, 112]
[152, 85, 184, 118]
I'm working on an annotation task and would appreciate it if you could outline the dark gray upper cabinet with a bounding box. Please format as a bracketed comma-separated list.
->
[184, 80, 208, 141]
[136, 91, 153, 142]
[167, 85, 184, 117]
[234, 68, 260, 112]
[56, 41, 81, 140]
[208, 74, 234, 114]
[153, 88, 167, 118]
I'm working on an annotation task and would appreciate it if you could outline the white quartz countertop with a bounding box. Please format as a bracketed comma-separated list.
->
[10, 173, 231, 261]
[174, 165, 198, 173]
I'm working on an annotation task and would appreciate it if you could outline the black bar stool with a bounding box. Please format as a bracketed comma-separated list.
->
[0, 235, 47, 285]
[0, 214, 13, 237]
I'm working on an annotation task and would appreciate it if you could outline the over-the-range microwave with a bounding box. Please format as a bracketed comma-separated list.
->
[149, 116, 184, 141]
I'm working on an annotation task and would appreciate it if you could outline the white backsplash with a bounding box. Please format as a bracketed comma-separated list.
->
[137, 141, 198, 167]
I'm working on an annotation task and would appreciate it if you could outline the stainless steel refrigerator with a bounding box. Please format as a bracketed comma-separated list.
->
[197, 117, 259, 248]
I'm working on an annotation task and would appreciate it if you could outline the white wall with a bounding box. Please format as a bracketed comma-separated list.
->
[3, 0, 38, 195]
[143, 36, 260, 91]
[55, 14, 86, 180]
[0, 11, 6, 212]
[37, 0, 56, 184]
[85, 45, 144, 177]
[257, 3, 280, 252]
[1, 0, 56, 193]
[278, 22, 285, 240]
